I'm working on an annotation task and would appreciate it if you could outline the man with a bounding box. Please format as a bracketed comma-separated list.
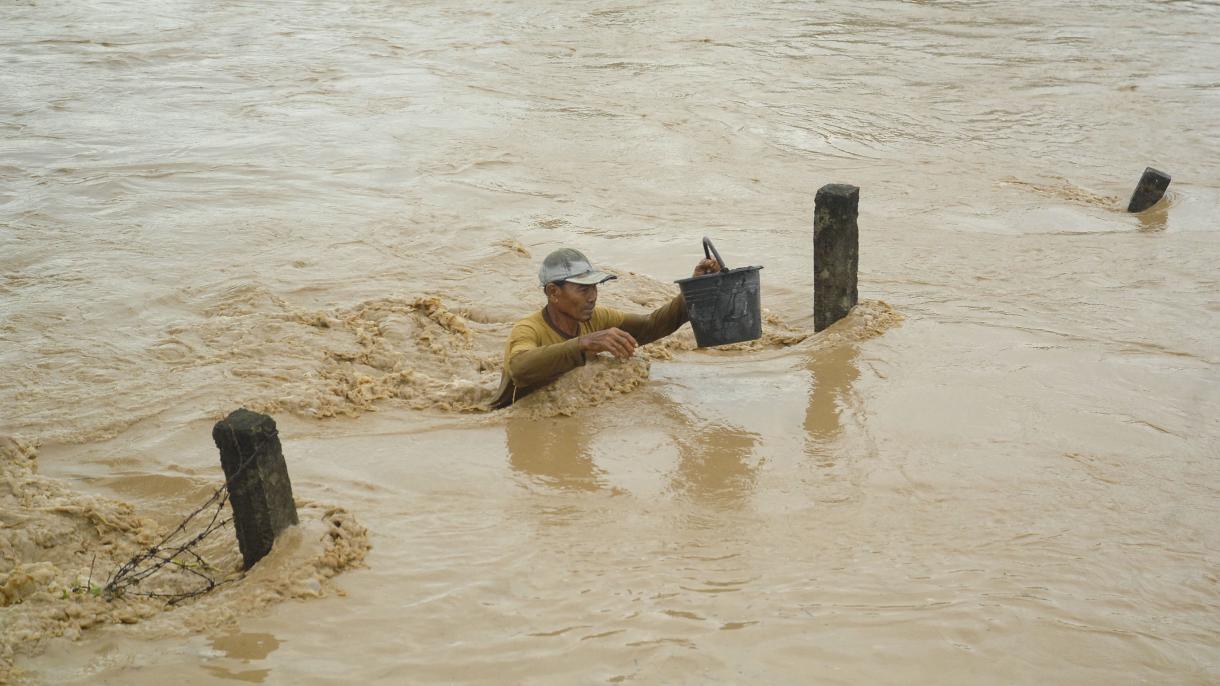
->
[490, 247, 720, 408]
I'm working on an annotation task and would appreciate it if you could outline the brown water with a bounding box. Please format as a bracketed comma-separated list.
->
[3, 0, 1219, 683]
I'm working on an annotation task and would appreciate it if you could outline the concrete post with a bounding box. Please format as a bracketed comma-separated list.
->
[212, 409, 299, 569]
[814, 183, 860, 331]
[1127, 167, 1171, 212]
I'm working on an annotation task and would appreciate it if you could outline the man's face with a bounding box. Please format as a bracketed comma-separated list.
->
[548, 281, 598, 322]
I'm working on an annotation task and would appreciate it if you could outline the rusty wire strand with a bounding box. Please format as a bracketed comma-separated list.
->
[103, 423, 259, 604]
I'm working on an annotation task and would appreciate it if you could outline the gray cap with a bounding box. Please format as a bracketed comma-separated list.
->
[538, 248, 618, 286]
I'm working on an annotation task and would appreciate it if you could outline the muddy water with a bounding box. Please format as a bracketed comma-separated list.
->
[3, 0, 1219, 683]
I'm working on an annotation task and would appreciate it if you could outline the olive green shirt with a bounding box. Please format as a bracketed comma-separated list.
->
[490, 295, 688, 408]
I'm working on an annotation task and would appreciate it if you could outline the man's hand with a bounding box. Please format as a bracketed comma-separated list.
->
[579, 327, 638, 359]
[693, 258, 722, 277]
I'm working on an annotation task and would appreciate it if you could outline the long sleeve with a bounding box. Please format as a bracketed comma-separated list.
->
[616, 294, 688, 345]
[506, 332, 585, 387]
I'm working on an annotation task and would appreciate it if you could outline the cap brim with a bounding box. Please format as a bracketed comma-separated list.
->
[563, 271, 617, 285]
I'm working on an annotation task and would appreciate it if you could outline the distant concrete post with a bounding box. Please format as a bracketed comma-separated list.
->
[212, 409, 298, 569]
[814, 183, 860, 331]
[1127, 167, 1171, 212]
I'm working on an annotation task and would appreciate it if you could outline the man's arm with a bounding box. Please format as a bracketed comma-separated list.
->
[507, 335, 585, 388]
[614, 258, 718, 345]
[616, 294, 689, 346]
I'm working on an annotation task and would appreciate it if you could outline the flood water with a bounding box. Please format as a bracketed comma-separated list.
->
[3, 0, 1219, 683]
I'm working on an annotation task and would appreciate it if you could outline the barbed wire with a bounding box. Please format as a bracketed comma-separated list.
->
[104, 423, 258, 605]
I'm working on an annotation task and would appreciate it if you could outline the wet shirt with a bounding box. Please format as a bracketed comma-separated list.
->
[490, 295, 688, 408]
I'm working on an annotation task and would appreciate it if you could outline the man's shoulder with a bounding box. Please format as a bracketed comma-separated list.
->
[508, 309, 565, 347]
[510, 309, 548, 335]
[512, 309, 546, 328]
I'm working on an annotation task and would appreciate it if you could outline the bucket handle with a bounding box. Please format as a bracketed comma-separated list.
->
[702, 236, 728, 271]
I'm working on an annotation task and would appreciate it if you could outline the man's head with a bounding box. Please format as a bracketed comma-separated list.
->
[539, 248, 616, 324]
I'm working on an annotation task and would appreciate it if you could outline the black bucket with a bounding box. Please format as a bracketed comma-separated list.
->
[675, 237, 764, 348]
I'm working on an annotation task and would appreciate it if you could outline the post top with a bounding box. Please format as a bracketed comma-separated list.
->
[1142, 167, 1170, 181]
[815, 184, 860, 203]
[214, 407, 276, 433]
[1127, 167, 1172, 212]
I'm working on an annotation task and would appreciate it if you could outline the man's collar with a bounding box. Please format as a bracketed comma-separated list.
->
[542, 306, 578, 340]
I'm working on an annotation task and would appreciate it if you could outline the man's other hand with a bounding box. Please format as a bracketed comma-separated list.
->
[693, 258, 721, 277]
[579, 327, 638, 359]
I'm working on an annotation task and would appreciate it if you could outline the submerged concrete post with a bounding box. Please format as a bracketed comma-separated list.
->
[814, 183, 859, 331]
[1127, 167, 1171, 212]
[212, 409, 298, 569]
